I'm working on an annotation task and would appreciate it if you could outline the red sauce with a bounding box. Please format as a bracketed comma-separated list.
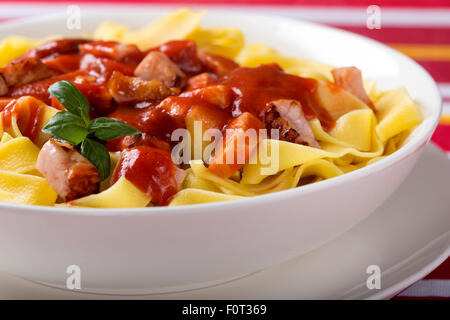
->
[0, 98, 14, 110]
[43, 54, 82, 73]
[107, 63, 338, 152]
[1, 98, 45, 142]
[25, 39, 89, 60]
[157, 40, 204, 75]
[112, 146, 179, 205]
[72, 78, 113, 116]
[1, 100, 16, 128]
[220, 63, 318, 119]
[8, 70, 86, 103]
[79, 40, 144, 67]
[80, 54, 135, 82]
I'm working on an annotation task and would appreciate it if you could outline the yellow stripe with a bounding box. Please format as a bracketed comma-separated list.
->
[440, 114, 450, 125]
[389, 44, 450, 61]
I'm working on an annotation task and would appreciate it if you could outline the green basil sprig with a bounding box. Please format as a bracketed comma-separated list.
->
[42, 80, 141, 180]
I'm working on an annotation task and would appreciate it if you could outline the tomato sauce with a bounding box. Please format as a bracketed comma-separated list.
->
[1, 98, 45, 142]
[8, 70, 86, 103]
[220, 63, 318, 120]
[0, 98, 14, 110]
[112, 146, 179, 205]
[156, 40, 204, 75]
[43, 54, 82, 73]
[107, 63, 336, 143]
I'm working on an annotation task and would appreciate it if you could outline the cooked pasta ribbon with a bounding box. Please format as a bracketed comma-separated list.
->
[0, 137, 40, 174]
[236, 44, 334, 80]
[169, 188, 244, 206]
[0, 170, 57, 205]
[69, 176, 151, 208]
[0, 36, 36, 67]
[95, 8, 206, 50]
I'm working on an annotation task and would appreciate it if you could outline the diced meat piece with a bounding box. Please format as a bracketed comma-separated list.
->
[8, 70, 85, 103]
[0, 58, 55, 93]
[79, 40, 144, 66]
[181, 84, 234, 109]
[112, 133, 172, 152]
[156, 96, 194, 130]
[308, 80, 369, 121]
[186, 103, 230, 133]
[264, 99, 320, 148]
[107, 71, 180, 103]
[157, 40, 204, 75]
[36, 139, 100, 201]
[186, 72, 217, 90]
[134, 51, 186, 87]
[198, 51, 239, 77]
[208, 112, 265, 178]
[72, 75, 113, 115]
[332, 66, 375, 111]
[79, 53, 135, 83]
[23, 39, 90, 60]
[42, 54, 82, 73]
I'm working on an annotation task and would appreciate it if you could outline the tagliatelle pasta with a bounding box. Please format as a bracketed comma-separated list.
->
[0, 36, 37, 67]
[0, 170, 57, 205]
[169, 188, 244, 206]
[0, 8, 423, 208]
[0, 136, 41, 174]
[69, 176, 151, 208]
[236, 43, 334, 80]
[94, 8, 207, 50]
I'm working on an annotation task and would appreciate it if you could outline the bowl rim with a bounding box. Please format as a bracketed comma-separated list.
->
[0, 9, 443, 216]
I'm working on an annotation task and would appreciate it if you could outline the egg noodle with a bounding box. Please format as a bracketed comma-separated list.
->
[0, 8, 423, 208]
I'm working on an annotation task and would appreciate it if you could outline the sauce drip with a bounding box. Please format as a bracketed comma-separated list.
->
[220, 64, 318, 120]
[1, 98, 45, 142]
[112, 146, 179, 205]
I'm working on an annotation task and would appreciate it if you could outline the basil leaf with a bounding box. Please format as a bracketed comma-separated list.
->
[81, 138, 111, 181]
[42, 111, 88, 145]
[89, 117, 141, 141]
[48, 80, 91, 125]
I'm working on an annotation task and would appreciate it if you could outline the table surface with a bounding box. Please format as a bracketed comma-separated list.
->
[0, 0, 449, 300]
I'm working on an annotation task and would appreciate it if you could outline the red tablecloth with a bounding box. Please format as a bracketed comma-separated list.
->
[0, 0, 448, 299]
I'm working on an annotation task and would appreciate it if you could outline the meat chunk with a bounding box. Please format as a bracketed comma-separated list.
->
[79, 40, 144, 66]
[134, 51, 186, 87]
[208, 112, 265, 178]
[107, 71, 180, 103]
[157, 40, 204, 75]
[0, 58, 55, 94]
[24, 39, 90, 60]
[181, 85, 234, 109]
[36, 139, 100, 201]
[263, 99, 320, 148]
[114, 133, 172, 152]
[186, 72, 217, 90]
[198, 51, 239, 76]
[331, 66, 375, 111]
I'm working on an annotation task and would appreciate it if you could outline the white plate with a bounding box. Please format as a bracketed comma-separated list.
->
[0, 143, 448, 299]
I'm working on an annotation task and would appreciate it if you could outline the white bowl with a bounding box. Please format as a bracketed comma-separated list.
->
[0, 9, 442, 294]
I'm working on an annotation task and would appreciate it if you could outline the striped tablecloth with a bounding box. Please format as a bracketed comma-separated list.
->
[0, 0, 449, 300]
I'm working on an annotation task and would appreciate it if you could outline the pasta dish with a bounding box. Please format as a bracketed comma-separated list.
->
[0, 8, 423, 208]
